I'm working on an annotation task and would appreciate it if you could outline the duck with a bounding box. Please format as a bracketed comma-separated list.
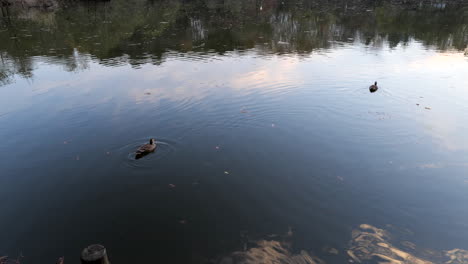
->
[135, 138, 157, 159]
[369, 81, 378, 93]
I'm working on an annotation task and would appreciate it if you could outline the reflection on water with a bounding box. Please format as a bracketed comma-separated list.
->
[1, 0, 468, 84]
[1, 0, 468, 263]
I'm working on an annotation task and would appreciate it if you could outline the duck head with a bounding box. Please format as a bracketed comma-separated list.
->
[149, 138, 155, 144]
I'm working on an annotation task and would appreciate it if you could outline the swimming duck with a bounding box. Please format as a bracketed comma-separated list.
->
[369, 81, 378, 93]
[135, 138, 156, 159]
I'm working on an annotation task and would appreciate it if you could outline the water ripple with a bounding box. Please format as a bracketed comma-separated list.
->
[111, 138, 178, 171]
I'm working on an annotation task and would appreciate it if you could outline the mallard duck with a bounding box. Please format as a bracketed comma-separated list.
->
[369, 81, 378, 93]
[135, 138, 156, 159]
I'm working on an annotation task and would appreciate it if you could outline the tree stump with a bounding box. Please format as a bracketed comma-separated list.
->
[81, 244, 110, 264]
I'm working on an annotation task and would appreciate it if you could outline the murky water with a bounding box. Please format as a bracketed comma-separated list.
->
[1, 0, 468, 263]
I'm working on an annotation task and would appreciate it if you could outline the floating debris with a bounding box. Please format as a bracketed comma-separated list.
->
[179, 220, 187, 224]
[425, 107, 431, 110]
[169, 184, 176, 188]
[76, 155, 80, 161]
[271, 123, 276, 127]
[144, 92, 151, 95]
[215, 146, 220, 150]
[224, 171, 230, 175]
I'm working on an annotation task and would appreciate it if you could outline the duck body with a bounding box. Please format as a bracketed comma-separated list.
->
[135, 138, 157, 159]
[369, 81, 378, 93]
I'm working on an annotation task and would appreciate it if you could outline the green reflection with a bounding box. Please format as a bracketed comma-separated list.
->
[1, 0, 467, 84]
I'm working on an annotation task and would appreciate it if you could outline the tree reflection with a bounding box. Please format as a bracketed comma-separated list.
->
[1, 0, 467, 84]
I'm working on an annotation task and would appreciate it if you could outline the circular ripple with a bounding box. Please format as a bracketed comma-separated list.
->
[113, 138, 177, 170]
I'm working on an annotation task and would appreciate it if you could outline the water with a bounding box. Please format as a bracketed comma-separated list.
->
[1, 0, 468, 263]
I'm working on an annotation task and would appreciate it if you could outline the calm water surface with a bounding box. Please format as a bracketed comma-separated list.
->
[1, 0, 468, 263]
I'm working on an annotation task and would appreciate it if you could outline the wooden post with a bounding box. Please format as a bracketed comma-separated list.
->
[80, 244, 110, 264]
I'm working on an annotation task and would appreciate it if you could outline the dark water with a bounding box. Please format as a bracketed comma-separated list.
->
[1, 0, 468, 263]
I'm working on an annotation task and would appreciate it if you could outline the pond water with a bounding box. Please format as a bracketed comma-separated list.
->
[1, 0, 468, 263]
